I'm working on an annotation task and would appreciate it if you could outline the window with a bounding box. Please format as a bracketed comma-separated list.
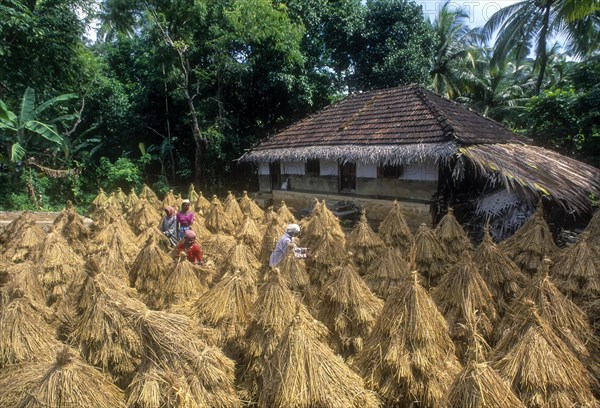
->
[378, 164, 403, 178]
[306, 159, 320, 176]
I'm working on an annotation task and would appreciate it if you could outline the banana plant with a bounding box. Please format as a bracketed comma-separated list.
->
[0, 87, 78, 163]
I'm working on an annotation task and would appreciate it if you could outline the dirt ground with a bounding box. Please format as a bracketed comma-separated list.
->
[0, 211, 93, 231]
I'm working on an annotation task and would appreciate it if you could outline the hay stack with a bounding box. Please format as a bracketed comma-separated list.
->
[300, 199, 345, 249]
[188, 183, 199, 204]
[162, 189, 178, 208]
[444, 324, 525, 408]
[218, 241, 262, 283]
[0, 211, 35, 244]
[205, 195, 235, 235]
[90, 213, 138, 251]
[310, 228, 347, 287]
[90, 187, 109, 214]
[552, 231, 600, 303]
[67, 268, 143, 385]
[115, 186, 127, 204]
[237, 214, 263, 255]
[129, 235, 173, 308]
[263, 205, 283, 228]
[2, 220, 46, 263]
[239, 190, 264, 220]
[34, 231, 86, 305]
[501, 204, 558, 275]
[0, 346, 126, 408]
[258, 217, 286, 265]
[412, 223, 451, 288]
[432, 251, 498, 361]
[125, 309, 240, 408]
[123, 187, 139, 212]
[136, 225, 172, 250]
[318, 262, 383, 356]
[224, 191, 244, 225]
[0, 289, 61, 368]
[0, 261, 46, 306]
[139, 183, 162, 210]
[89, 201, 121, 234]
[355, 271, 461, 407]
[89, 216, 139, 282]
[187, 269, 257, 352]
[492, 300, 597, 407]
[203, 233, 237, 266]
[435, 208, 472, 261]
[158, 254, 209, 310]
[277, 243, 312, 296]
[53, 201, 89, 254]
[276, 200, 297, 224]
[364, 246, 410, 299]
[377, 200, 413, 255]
[260, 305, 380, 408]
[126, 197, 161, 235]
[473, 227, 528, 314]
[347, 211, 385, 270]
[195, 191, 211, 214]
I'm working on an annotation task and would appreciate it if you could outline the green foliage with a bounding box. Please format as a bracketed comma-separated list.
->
[96, 156, 143, 191]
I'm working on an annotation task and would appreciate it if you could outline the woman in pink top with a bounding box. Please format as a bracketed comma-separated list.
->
[176, 199, 195, 240]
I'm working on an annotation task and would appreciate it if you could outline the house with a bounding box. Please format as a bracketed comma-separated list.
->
[240, 85, 600, 230]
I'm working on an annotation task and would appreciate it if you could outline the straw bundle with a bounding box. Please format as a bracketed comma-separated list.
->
[203, 233, 237, 265]
[239, 190, 264, 220]
[583, 298, 600, 338]
[67, 269, 143, 385]
[500, 204, 558, 275]
[88, 235, 139, 283]
[258, 217, 286, 265]
[195, 191, 211, 214]
[53, 201, 89, 254]
[492, 300, 597, 407]
[355, 271, 461, 407]
[127, 197, 162, 235]
[188, 183, 199, 204]
[435, 208, 472, 261]
[364, 246, 410, 299]
[347, 211, 385, 270]
[205, 195, 235, 235]
[260, 308, 380, 408]
[105, 191, 122, 212]
[0, 346, 127, 408]
[301, 199, 346, 250]
[224, 191, 244, 225]
[90, 213, 138, 251]
[412, 223, 450, 288]
[310, 228, 347, 287]
[278, 243, 312, 295]
[90, 187, 109, 213]
[1, 211, 35, 244]
[432, 252, 498, 361]
[377, 200, 413, 255]
[186, 269, 257, 353]
[0, 261, 46, 306]
[444, 324, 525, 408]
[115, 186, 127, 204]
[552, 231, 600, 303]
[0, 289, 61, 368]
[129, 235, 173, 308]
[34, 231, 86, 305]
[139, 183, 162, 210]
[3, 220, 46, 263]
[262, 205, 282, 227]
[473, 227, 528, 314]
[276, 200, 297, 224]
[162, 189, 178, 208]
[158, 254, 208, 310]
[318, 262, 383, 356]
[237, 215, 263, 255]
[123, 187, 139, 212]
[218, 241, 262, 283]
[136, 225, 172, 250]
[126, 309, 240, 408]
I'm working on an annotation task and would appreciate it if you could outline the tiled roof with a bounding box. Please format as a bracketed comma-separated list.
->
[251, 84, 526, 151]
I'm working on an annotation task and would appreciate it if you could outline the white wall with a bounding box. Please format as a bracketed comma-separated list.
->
[357, 162, 377, 178]
[258, 162, 270, 175]
[400, 159, 438, 181]
[320, 159, 338, 176]
[281, 161, 305, 175]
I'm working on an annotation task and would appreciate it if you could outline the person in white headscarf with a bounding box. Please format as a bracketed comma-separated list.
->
[269, 223, 301, 267]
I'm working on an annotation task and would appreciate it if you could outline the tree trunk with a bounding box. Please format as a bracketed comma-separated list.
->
[535, 3, 552, 95]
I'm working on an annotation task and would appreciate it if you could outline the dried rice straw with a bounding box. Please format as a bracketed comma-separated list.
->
[435, 208, 472, 261]
[364, 246, 410, 299]
[347, 211, 385, 270]
[412, 223, 451, 288]
[224, 191, 244, 225]
[205, 195, 235, 235]
[239, 190, 264, 221]
[377, 200, 413, 255]
[276, 200, 297, 224]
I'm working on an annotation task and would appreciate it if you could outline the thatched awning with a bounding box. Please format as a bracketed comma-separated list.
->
[240, 141, 458, 165]
[460, 144, 600, 212]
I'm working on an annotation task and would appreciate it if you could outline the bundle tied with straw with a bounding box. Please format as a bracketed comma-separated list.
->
[377, 200, 413, 255]
[492, 300, 597, 407]
[3, 220, 46, 263]
[473, 227, 528, 314]
[0, 211, 35, 244]
[139, 184, 162, 210]
[239, 190, 264, 221]
[435, 208, 472, 261]
[162, 189, 178, 209]
[500, 203, 558, 275]
[0, 261, 46, 307]
[0, 346, 127, 408]
[188, 183, 199, 204]
[126, 197, 161, 235]
[432, 251, 498, 362]
[258, 217, 286, 265]
[203, 233, 237, 266]
[494, 258, 600, 392]
[89, 201, 121, 233]
[224, 191, 244, 225]
[318, 262, 383, 356]
[158, 253, 208, 310]
[205, 195, 235, 235]
[260, 304, 380, 408]
[53, 201, 89, 254]
[136, 225, 172, 250]
[126, 309, 240, 408]
[355, 271, 461, 407]
[237, 214, 264, 256]
[115, 187, 127, 205]
[412, 223, 451, 288]
[187, 269, 258, 352]
[277, 242, 312, 296]
[0, 288, 62, 368]
[89, 187, 109, 215]
[263, 206, 283, 228]
[195, 191, 211, 214]
[218, 240, 262, 283]
[364, 246, 410, 299]
[276, 200, 297, 224]
[34, 231, 86, 305]
[299, 199, 345, 249]
[310, 228, 348, 287]
[552, 231, 600, 303]
[123, 187, 139, 212]
[347, 211, 385, 270]
[129, 235, 173, 308]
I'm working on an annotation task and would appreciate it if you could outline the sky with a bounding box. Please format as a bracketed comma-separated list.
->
[417, 0, 521, 28]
